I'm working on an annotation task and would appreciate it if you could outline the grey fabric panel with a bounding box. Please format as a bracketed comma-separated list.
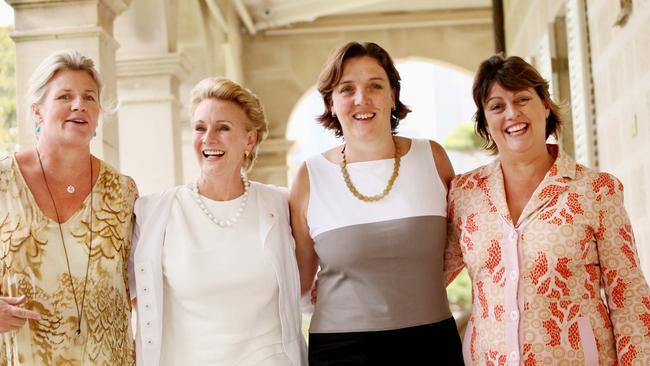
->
[310, 215, 452, 333]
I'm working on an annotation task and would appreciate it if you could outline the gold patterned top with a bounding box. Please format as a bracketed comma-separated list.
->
[0, 154, 138, 365]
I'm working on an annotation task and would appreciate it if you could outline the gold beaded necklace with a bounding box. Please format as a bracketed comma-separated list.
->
[339, 138, 401, 202]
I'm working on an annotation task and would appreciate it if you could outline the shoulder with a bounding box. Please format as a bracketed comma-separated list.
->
[253, 181, 288, 200]
[573, 164, 625, 200]
[423, 138, 455, 188]
[0, 154, 13, 173]
[99, 160, 140, 205]
[320, 145, 343, 164]
[135, 186, 183, 215]
[449, 164, 489, 194]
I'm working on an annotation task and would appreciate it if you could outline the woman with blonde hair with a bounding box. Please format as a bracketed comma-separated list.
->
[130, 77, 307, 366]
[0, 50, 137, 365]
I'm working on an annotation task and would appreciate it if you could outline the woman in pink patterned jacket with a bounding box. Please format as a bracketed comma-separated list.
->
[445, 54, 650, 365]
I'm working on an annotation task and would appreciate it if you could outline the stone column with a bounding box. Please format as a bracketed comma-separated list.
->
[115, 0, 191, 195]
[115, 54, 190, 194]
[250, 137, 294, 186]
[8, 0, 132, 166]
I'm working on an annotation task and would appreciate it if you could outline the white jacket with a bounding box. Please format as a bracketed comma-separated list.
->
[129, 182, 308, 366]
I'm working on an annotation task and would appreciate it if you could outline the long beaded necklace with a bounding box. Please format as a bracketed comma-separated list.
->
[340, 138, 401, 202]
[36, 149, 93, 343]
[191, 172, 250, 227]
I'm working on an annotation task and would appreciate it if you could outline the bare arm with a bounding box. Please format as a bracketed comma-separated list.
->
[289, 163, 319, 295]
[429, 140, 455, 192]
[429, 140, 465, 284]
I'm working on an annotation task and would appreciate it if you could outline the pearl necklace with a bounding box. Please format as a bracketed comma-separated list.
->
[191, 174, 250, 227]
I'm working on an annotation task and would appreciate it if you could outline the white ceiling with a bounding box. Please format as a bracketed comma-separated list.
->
[231, 0, 492, 34]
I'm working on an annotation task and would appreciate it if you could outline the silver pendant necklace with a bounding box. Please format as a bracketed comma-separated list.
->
[67, 185, 76, 194]
[36, 149, 93, 341]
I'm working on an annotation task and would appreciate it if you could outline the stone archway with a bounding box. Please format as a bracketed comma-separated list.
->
[243, 20, 493, 186]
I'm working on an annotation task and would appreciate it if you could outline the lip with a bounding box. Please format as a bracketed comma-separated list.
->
[201, 148, 225, 159]
[352, 111, 376, 121]
[65, 118, 88, 124]
[504, 122, 528, 135]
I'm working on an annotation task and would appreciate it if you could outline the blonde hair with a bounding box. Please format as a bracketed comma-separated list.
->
[190, 77, 269, 171]
[27, 50, 108, 125]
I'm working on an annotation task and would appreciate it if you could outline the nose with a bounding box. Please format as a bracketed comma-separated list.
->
[202, 126, 218, 144]
[504, 102, 519, 120]
[71, 96, 87, 112]
[354, 89, 369, 106]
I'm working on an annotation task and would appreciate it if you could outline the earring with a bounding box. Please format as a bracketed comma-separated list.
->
[35, 125, 41, 134]
[331, 111, 336, 117]
[92, 130, 97, 138]
[244, 150, 250, 158]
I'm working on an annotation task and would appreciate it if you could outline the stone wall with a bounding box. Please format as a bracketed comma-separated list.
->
[503, 0, 650, 277]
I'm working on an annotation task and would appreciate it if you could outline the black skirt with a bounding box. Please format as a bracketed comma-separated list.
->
[308, 316, 464, 366]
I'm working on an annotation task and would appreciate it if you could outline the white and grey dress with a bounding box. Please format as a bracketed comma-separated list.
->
[305, 138, 463, 365]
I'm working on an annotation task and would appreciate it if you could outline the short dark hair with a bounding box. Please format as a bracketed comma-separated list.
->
[472, 54, 562, 152]
[317, 41, 411, 138]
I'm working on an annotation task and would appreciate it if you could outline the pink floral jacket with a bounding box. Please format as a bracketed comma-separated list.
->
[445, 146, 650, 365]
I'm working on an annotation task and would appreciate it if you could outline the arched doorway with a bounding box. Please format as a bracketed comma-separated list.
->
[286, 58, 489, 183]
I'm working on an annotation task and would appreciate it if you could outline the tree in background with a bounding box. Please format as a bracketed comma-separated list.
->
[0, 25, 17, 154]
[443, 122, 484, 152]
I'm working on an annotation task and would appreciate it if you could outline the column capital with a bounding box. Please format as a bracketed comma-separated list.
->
[7, 0, 133, 17]
[117, 52, 192, 80]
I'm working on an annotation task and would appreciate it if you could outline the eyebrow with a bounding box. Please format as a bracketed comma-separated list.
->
[58, 88, 98, 94]
[193, 119, 234, 124]
[338, 77, 386, 84]
[485, 96, 502, 103]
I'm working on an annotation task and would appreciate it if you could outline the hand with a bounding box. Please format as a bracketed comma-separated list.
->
[310, 279, 318, 305]
[0, 295, 41, 333]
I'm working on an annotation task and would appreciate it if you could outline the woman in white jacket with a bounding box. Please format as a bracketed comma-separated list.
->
[129, 77, 307, 366]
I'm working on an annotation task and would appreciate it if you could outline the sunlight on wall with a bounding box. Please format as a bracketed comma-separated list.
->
[0, 2, 14, 27]
[286, 59, 491, 185]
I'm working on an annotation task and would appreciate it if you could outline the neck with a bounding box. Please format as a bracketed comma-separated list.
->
[35, 140, 92, 175]
[499, 146, 555, 181]
[198, 170, 246, 201]
[343, 134, 396, 163]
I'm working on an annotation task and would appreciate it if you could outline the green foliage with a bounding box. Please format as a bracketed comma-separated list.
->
[0, 25, 17, 154]
[446, 268, 472, 312]
[443, 122, 483, 152]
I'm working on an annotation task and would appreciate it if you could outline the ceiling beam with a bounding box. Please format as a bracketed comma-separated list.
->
[233, 0, 256, 35]
[253, 0, 386, 31]
[204, 0, 228, 33]
[263, 8, 492, 36]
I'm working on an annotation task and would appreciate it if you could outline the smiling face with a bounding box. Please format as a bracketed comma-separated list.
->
[192, 98, 257, 180]
[33, 70, 100, 147]
[483, 82, 550, 158]
[330, 56, 396, 141]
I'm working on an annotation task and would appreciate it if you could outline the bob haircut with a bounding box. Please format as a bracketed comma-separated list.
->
[472, 54, 563, 153]
[317, 41, 411, 138]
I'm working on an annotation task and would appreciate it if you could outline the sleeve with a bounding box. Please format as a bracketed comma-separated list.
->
[594, 173, 650, 363]
[444, 176, 466, 286]
[128, 195, 143, 302]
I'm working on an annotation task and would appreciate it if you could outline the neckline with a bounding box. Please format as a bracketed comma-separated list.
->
[182, 184, 251, 205]
[318, 137, 415, 166]
[12, 153, 104, 226]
